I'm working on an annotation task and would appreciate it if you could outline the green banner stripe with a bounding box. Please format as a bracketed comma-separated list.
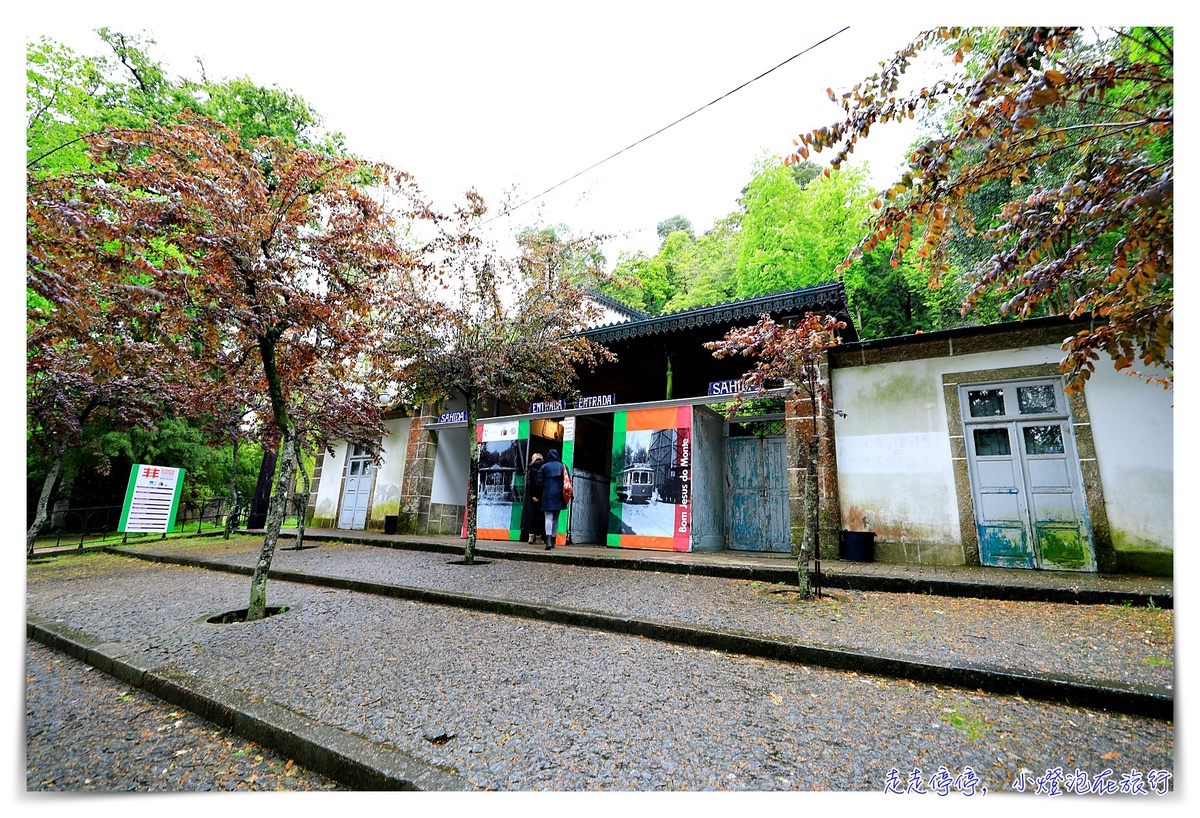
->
[508, 491, 523, 535]
[166, 468, 187, 531]
[117, 464, 140, 533]
[606, 412, 627, 547]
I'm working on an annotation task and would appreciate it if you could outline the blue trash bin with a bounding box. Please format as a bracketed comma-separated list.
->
[839, 530, 875, 562]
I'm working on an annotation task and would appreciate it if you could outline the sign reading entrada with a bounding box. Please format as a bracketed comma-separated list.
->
[575, 393, 616, 409]
[529, 399, 566, 413]
[529, 396, 618, 412]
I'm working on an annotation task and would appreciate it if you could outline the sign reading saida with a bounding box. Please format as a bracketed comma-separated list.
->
[118, 464, 187, 533]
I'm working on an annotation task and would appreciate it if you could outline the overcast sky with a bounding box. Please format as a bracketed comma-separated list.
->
[16, 1, 953, 262]
[5, 7, 1192, 809]
[16, 3, 1166, 262]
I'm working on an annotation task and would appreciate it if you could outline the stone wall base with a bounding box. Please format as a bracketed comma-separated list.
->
[872, 539, 968, 567]
[1114, 548, 1173, 577]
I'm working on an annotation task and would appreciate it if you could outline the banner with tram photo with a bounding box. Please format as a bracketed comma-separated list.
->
[607, 406, 692, 551]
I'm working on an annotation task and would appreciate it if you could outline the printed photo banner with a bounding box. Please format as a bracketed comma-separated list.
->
[607, 406, 692, 551]
[118, 464, 186, 533]
[465, 417, 576, 543]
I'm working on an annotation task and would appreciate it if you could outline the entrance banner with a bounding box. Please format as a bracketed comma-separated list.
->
[118, 464, 186, 533]
[607, 406, 692, 551]
[465, 418, 576, 544]
[467, 419, 527, 541]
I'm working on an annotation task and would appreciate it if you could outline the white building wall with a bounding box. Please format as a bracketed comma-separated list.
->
[311, 443, 349, 527]
[831, 355, 965, 547]
[367, 416, 412, 527]
[831, 343, 1173, 560]
[1080, 363, 1173, 552]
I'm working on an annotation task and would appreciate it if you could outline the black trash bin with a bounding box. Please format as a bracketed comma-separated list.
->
[839, 530, 875, 562]
[384, 515, 399, 535]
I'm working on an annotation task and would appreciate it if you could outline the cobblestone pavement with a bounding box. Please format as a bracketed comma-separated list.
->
[25, 640, 347, 791]
[120, 537, 1175, 689]
[25, 542, 1174, 793]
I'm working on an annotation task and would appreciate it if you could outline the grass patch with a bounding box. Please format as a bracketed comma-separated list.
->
[939, 708, 989, 741]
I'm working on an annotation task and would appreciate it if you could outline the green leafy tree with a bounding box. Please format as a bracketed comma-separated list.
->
[656, 215, 694, 245]
[663, 213, 741, 311]
[791, 26, 1172, 391]
[28, 29, 342, 174]
[598, 236, 688, 315]
[735, 158, 807, 296]
[26, 31, 354, 549]
[735, 158, 871, 297]
[596, 250, 654, 313]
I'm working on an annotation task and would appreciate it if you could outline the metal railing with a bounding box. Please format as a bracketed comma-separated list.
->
[29, 505, 126, 549]
[28, 494, 308, 551]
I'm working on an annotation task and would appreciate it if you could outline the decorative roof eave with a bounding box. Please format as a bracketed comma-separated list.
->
[586, 289, 651, 322]
[580, 282, 851, 345]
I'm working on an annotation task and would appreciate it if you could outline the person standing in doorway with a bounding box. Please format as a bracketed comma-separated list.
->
[521, 452, 544, 545]
[539, 448, 568, 550]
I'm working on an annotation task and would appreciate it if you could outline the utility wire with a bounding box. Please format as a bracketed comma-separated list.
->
[485, 26, 851, 226]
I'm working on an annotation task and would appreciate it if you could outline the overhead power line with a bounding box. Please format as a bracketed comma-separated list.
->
[486, 26, 851, 226]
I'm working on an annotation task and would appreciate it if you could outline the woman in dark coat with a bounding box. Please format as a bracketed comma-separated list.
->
[538, 448, 568, 550]
[520, 453, 544, 545]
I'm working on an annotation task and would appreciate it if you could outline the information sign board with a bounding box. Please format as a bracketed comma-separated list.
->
[118, 464, 186, 533]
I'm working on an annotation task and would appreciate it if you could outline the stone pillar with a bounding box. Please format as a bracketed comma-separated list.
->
[398, 403, 439, 534]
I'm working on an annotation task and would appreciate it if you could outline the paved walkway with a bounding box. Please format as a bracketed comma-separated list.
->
[26, 531, 1175, 791]
[278, 527, 1174, 605]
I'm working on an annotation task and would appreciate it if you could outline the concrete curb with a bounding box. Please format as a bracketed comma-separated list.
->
[26, 614, 474, 791]
[280, 531, 1173, 608]
[105, 547, 1173, 721]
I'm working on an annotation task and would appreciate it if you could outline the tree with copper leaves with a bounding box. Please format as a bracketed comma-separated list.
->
[391, 194, 615, 565]
[791, 26, 1171, 392]
[30, 115, 430, 619]
[706, 312, 845, 599]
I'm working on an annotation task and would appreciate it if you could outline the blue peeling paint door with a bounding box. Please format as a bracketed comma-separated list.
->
[961, 381, 1094, 571]
[338, 446, 373, 530]
[727, 435, 790, 552]
[966, 425, 1036, 568]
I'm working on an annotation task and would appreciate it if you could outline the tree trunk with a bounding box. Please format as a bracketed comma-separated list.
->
[27, 449, 63, 557]
[292, 447, 310, 550]
[804, 432, 822, 598]
[797, 434, 819, 600]
[247, 332, 294, 621]
[247, 429, 295, 621]
[463, 390, 480, 565]
[51, 470, 75, 530]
